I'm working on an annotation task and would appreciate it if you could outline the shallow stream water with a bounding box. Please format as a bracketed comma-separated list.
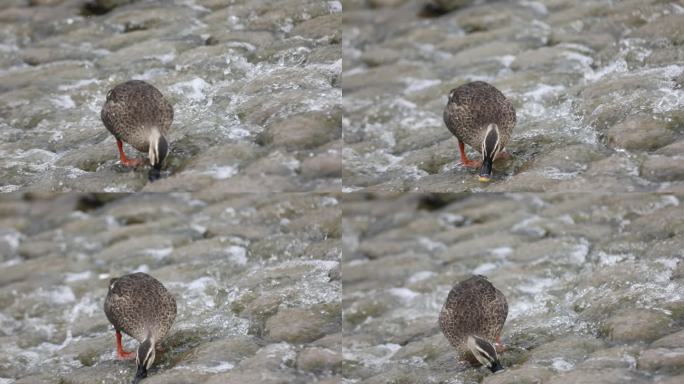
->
[0, 0, 341, 192]
[0, 193, 342, 383]
[342, 193, 684, 383]
[342, 0, 684, 192]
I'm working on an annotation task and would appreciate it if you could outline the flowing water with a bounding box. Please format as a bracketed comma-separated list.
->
[342, 0, 684, 192]
[0, 193, 342, 383]
[342, 193, 684, 383]
[2, 1, 684, 383]
[0, 0, 341, 192]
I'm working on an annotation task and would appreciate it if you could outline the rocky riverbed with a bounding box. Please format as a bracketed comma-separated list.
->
[0, 192, 342, 383]
[342, 193, 684, 383]
[0, 0, 341, 192]
[342, 0, 684, 192]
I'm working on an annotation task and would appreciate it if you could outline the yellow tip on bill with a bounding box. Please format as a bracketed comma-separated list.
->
[478, 176, 491, 183]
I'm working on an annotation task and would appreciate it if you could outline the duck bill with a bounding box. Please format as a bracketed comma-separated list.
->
[132, 364, 147, 384]
[489, 359, 504, 373]
[478, 157, 494, 182]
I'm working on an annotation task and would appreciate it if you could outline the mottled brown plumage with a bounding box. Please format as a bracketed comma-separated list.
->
[104, 272, 176, 344]
[101, 80, 173, 153]
[443, 81, 516, 180]
[439, 275, 508, 366]
[101, 80, 172, 180]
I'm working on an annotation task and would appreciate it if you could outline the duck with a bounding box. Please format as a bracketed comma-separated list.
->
[101, 80, 173, 181]
[439, 275, 508, 373]
[443, 81, 516, 182]
[104, 272, 177, 383]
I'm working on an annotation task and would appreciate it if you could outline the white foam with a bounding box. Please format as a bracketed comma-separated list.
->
[520, 1, 548, 15]
[171, 77, 209, 101]
[408, 271, 436, 284]
[551, 357, 575, 372]
[439, 213, 465, 226]
[597, 251, 628, 266]
[491, 247, 513, 258]
[51, 95, 75, 109]
[225, 245, 247, 265]
[568, 239, 589, 264]
[418, 237, 446, 252]
[132, 68, 166, 81]
[64, 271, 92, 283]
[388, 287, 420, 302]
[145, 247, 173, 260]
[37, 286, 76, 304]
[148, 52, 176, 64]
[541, 166, 584, 181]
[320, 196, 339, 207]
[524, 84, 566, 101]
[203, 165, 239, 180]
[343, 343, 402, 369]
[327, 1, 342, 13]
[403, 78, 441, 94]
[0, 185, 21, 192]
[473, 262, 497, 275]
[519, 277, 556, 295]
[498, 55, 516, 67]
[585, 59, 628, 81]
[342, 186, 363, 193]
[185, 276, 217, 308]
[202, 361, 235, 373]
[562, 51, 593, 68]
[58, 78, 100, 91]
[132, 264, 150, 273]
[1, 230, 22, 253]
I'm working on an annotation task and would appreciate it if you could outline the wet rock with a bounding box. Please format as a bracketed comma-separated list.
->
[368, 0, 410, 7]
[578, 76, 661, 130]
[628, 14, 684, 45]
[652, 329, 684, 349]
[14, 374, 61, 384]
[106, 6, 196, 33]
[257, 110, 341, 151]
[603, 115, 675, 152]
[82, 0, 136, 15]
[510, 46, 589, 74]
[578, 345, 639, 371]
[291, 13, 340, 41]
[0, 61, 96, 93]
[547, 368, 648, 384]
[96, 39, 185, 69]
[637, 348, 684, 373]
[655, 140, 684, 157]
[603, 309, 672, 343]
[301, 149, 342, 179]
[640, 155, 684, 182]
[142, 371, 212, 384]
[180, 336, 261, 369]
[483, 366, 553, 384]
[17, 239, 55, 259]
[265, 303, 341, 344]
[528, 336, 604, 364]
[19, 47, 99, 66]
[424, 0, 479, 12]
[296, 346, 342, 373]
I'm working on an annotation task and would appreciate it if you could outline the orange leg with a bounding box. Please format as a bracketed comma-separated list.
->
[116, 140, 144, 167]
[458, 140, 482, 168]
[116, 330, 135, 360]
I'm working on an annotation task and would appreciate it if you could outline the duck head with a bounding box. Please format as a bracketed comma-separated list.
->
[148, 129, 168, 182]
[479, 123, 503, 182]
[467, 335, 503, 373]
[132, 337, 155, 384]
